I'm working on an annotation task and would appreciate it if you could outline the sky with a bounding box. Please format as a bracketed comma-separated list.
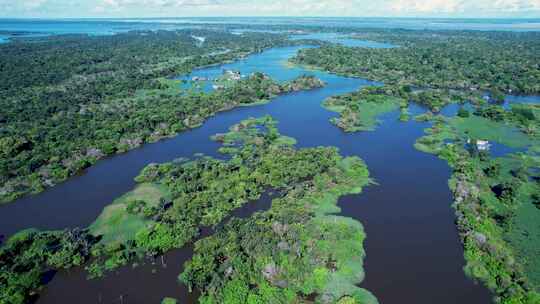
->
[1, 0, 540, 18]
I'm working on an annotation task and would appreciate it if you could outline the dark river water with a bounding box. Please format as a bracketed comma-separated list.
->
[1, 42, 495, 303]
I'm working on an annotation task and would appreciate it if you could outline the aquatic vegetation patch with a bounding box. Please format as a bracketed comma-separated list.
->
[323, 86, 403, 132]
[181, 117, 375, 303]
[162, 297, 178, 304]
[323, 84, 481, 133]
[449, 116, 533, 149]
[0, 115, 376, 304]
[89, 183, 171, 244]
[505, 181, 540, 292]
[414, 103, 540, 302]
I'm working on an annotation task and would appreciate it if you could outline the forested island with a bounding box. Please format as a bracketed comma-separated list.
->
[1, 116, 375, 304]
[322, 84, 482, 131]
[1, 19, 539, 304]
[0, 29, 324, 203]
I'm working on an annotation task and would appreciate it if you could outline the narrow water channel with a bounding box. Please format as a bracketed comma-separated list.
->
[336, 107, 490, 303]
[1, 43, 492, 303]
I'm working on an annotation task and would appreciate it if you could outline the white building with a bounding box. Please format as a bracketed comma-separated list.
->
[477, 140, 491, 151]
[467, 139, 491, 151]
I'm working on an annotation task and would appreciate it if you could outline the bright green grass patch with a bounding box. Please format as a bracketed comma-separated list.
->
[506, 181, 540, 292]
[414, 119, 457, 155]
[309, 215, 377, 304]
[350, 97, 400, 131]
[89, 183, 170, 244]
[213, 116, 297, 154]
[308, 157, 371, 216]
[449, 116, 533, 148]
[161, 297, 178, 304]
[135, 78, 183, 98]
[325, 96, 400, 132]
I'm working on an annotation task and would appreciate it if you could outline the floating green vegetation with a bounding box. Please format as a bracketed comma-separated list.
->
[505, 178, 540, 293]
[162, 297, 179, 304]
[414, 103, 540, 303]
[89, 183, 171, 244]
[323, 86, 403, 132]
[399, 106, 411, 122]
[0, 115, 376, 304]
[181, 116, 376, 304]
[413, 110, 537, 156]
[449, 116, 533, 149]
[323, 84, 481, 133]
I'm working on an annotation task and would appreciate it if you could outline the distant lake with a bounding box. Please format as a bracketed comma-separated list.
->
[114, 17, 540, 31]
[0, 17, 539, 43]
[289, 32, 397, 48]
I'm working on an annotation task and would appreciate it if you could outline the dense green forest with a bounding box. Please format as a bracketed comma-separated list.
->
[413, 102, 540, 303]
[1, 116, 375, 304]
[292, 30, 540, 95]
[0, 30, 323, 203]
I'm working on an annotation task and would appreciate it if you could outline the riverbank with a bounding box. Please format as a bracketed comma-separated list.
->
[413, 104, 540, 302]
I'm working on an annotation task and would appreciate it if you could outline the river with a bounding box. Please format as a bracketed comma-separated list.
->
[1, 40, 494, 303]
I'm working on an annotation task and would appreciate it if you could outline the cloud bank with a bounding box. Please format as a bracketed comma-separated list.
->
[1, 0, 539, 17]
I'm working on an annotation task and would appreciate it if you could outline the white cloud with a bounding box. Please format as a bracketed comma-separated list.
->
[0, 0, 49, 11]
[89, 0, 383, 16]
[389, 0, 464, 14]
[491, 0, 540, 11]
[388, 0, 540, 15]
[2, 0, 540, 17]
[24, 0, 48, 9]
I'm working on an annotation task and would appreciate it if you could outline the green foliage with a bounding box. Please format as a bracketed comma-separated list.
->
[77, 116, 370, 288]
[161, 297, 178, 304]
[0, 229, 96, 304]
[0, 29, 316, 204]
[180, 117, 375, 303]
[292, 30, 540, 94]
[414, 102, 540, 302]
[323, 84, 477, 133]
[323, 85, 402, 132]
[458, 107, 471, 118]
[450, 116, 533, 149]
